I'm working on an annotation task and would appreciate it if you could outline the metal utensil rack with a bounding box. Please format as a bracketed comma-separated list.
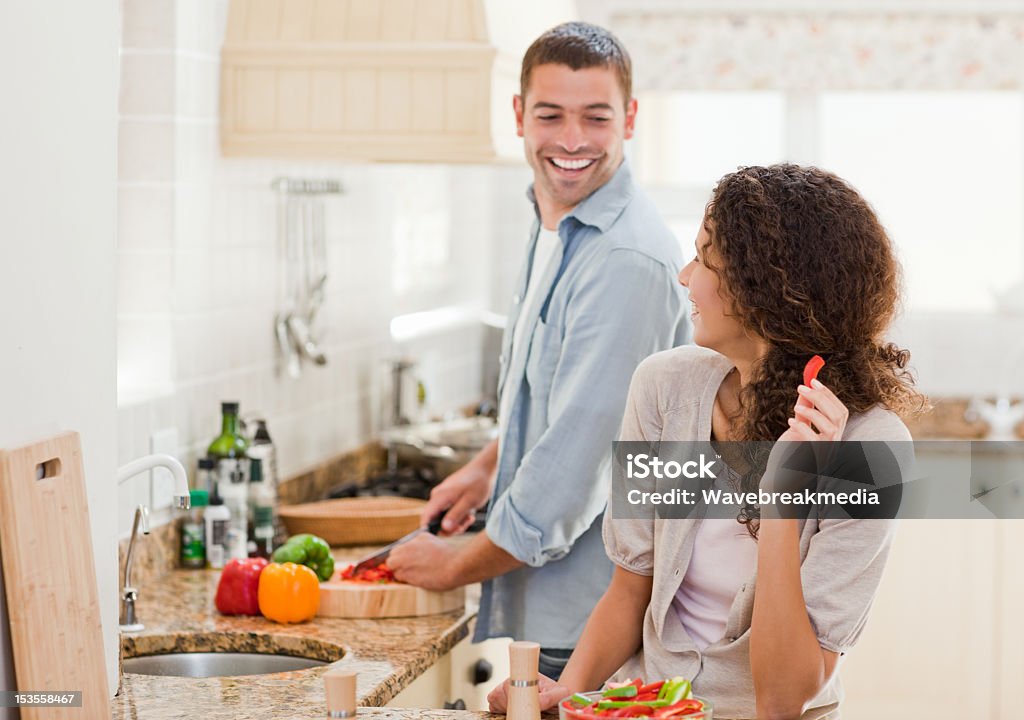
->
[272, 177, 343, 378]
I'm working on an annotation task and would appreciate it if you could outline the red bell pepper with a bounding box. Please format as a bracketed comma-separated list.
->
[803, 354, 826, 387]
[214, 556, 268, 615]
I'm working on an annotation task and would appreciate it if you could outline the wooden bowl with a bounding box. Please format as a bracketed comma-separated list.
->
[277, 497, 426, 546]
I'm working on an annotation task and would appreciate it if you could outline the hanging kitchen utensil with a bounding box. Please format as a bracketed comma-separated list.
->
[272, 178, 342, 376]
[274, 179, 302, 378]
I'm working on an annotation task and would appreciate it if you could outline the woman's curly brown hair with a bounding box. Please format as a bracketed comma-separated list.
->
[702, 164, 928, 533]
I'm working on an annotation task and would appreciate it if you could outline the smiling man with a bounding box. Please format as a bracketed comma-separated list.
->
[387, 22, 688, 680]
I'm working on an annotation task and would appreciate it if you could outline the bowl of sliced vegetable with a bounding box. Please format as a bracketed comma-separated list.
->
[560, 678, 711, 720]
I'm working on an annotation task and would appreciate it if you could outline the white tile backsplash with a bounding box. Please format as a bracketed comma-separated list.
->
[118, 250, 174, 314]
[117, 314, 174, 402]
[175, 55, 219, 119]
[121, 0, 176, 50]
[174, 181, 215, 250]
[120, 52, 176, 116]
[118, 185, 174, 251]
[172, 0, 200, 55]
[118, 120, 176, 183]
[174, 121, 217, 182]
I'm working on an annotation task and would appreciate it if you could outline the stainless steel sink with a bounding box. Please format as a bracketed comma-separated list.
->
[123, 652, 327, 678]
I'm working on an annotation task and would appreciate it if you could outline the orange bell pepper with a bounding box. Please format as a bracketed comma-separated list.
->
[257, 562, 320, 623]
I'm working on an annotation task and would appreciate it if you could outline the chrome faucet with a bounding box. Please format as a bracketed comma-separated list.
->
[117, 454, 191, 632]
[119, 505, 149, 632]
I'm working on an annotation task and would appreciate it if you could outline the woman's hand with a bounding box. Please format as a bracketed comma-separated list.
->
[762, 378, 850, 518]
[782, 378, 849, 442]
[487, 673, 569, 714]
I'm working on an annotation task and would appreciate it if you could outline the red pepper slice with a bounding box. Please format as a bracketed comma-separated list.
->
[617, 706, 654, 717]
[637, 681, 665, 695]
[654, 699, 704, 718]
[803, 354, 825, 387]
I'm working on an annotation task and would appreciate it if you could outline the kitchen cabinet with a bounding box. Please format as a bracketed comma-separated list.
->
[220, 0, 574, 162]
[449, 635, 511, 710]
[387, 633, 510, 711]
[995, 520, 1024, 719]
[839, 520, 999, 718]
[387, 651, 452, 708]
[219, 0, 576, 162]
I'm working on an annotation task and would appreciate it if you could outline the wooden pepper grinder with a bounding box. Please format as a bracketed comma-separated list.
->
[507, 640, 541, 720]
[324, 668, 357, 719]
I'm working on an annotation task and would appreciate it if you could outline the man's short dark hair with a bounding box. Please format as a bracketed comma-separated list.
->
[520, 22, 633, 107]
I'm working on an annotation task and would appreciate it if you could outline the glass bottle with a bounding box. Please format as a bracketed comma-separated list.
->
[248, 420, 278, 497]
[209, 401, 249, 560]
[250, 461, 275, 560]
[180, 489, 208, 569]
[195, 457, 215, 493]
[208, 402, 249, 460]
[205, 489, 230, 570]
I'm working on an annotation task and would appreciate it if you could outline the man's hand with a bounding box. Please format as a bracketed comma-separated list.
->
[421, 442, 497, 535]
[387, 533, 459, 591]
[487, 673, 568, 714]
[390, 531, 524, 591]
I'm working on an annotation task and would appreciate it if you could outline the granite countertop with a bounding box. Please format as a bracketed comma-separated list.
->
[111, 546, 482, 720]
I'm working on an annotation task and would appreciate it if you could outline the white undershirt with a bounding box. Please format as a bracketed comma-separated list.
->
[498, 226, 561, 441]
[672, 480, 758, 650]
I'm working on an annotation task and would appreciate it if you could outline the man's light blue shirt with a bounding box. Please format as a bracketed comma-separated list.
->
[477, 159, 689, 647]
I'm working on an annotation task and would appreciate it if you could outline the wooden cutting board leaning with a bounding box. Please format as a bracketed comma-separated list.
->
[0, 432, 110, 720]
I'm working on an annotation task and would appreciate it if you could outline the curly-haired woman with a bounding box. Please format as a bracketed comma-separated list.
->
[489, 164, 925, 719]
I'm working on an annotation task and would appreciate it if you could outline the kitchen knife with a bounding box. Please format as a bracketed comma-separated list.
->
[350, 512, 445, 575]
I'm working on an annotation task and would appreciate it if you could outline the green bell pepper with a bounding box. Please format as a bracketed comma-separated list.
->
[602, 685, 639, 699]
[656, 678, 691, 705]
[272, 533, 335, 582]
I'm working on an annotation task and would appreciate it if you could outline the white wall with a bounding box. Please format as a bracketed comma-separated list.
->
[0, 0, 120, 701]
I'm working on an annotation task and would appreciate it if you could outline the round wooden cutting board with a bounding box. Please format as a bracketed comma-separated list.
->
[317, 577, 464, 618]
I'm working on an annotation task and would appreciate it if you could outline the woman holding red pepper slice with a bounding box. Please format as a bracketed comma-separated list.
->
[489, 165, 925, 719]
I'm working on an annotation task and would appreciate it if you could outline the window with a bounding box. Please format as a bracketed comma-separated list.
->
[820, 92, 1024, 312]
[634, 92, 786, 259]
[633, 90, 1024, 311]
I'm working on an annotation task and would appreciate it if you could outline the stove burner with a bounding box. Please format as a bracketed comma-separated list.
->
[326, 466, 437, 501]
[325, 466, 485, 531]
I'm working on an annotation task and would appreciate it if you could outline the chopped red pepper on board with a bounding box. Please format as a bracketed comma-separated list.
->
[339, 562, 396, 583]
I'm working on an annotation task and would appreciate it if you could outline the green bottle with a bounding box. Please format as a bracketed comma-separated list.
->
[180, 489, 209, 569]
[208, 402, 250, 561]
[208, 401, 249, 460]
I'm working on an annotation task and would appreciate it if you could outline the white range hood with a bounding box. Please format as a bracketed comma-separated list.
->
[220, 0, 572, 163]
